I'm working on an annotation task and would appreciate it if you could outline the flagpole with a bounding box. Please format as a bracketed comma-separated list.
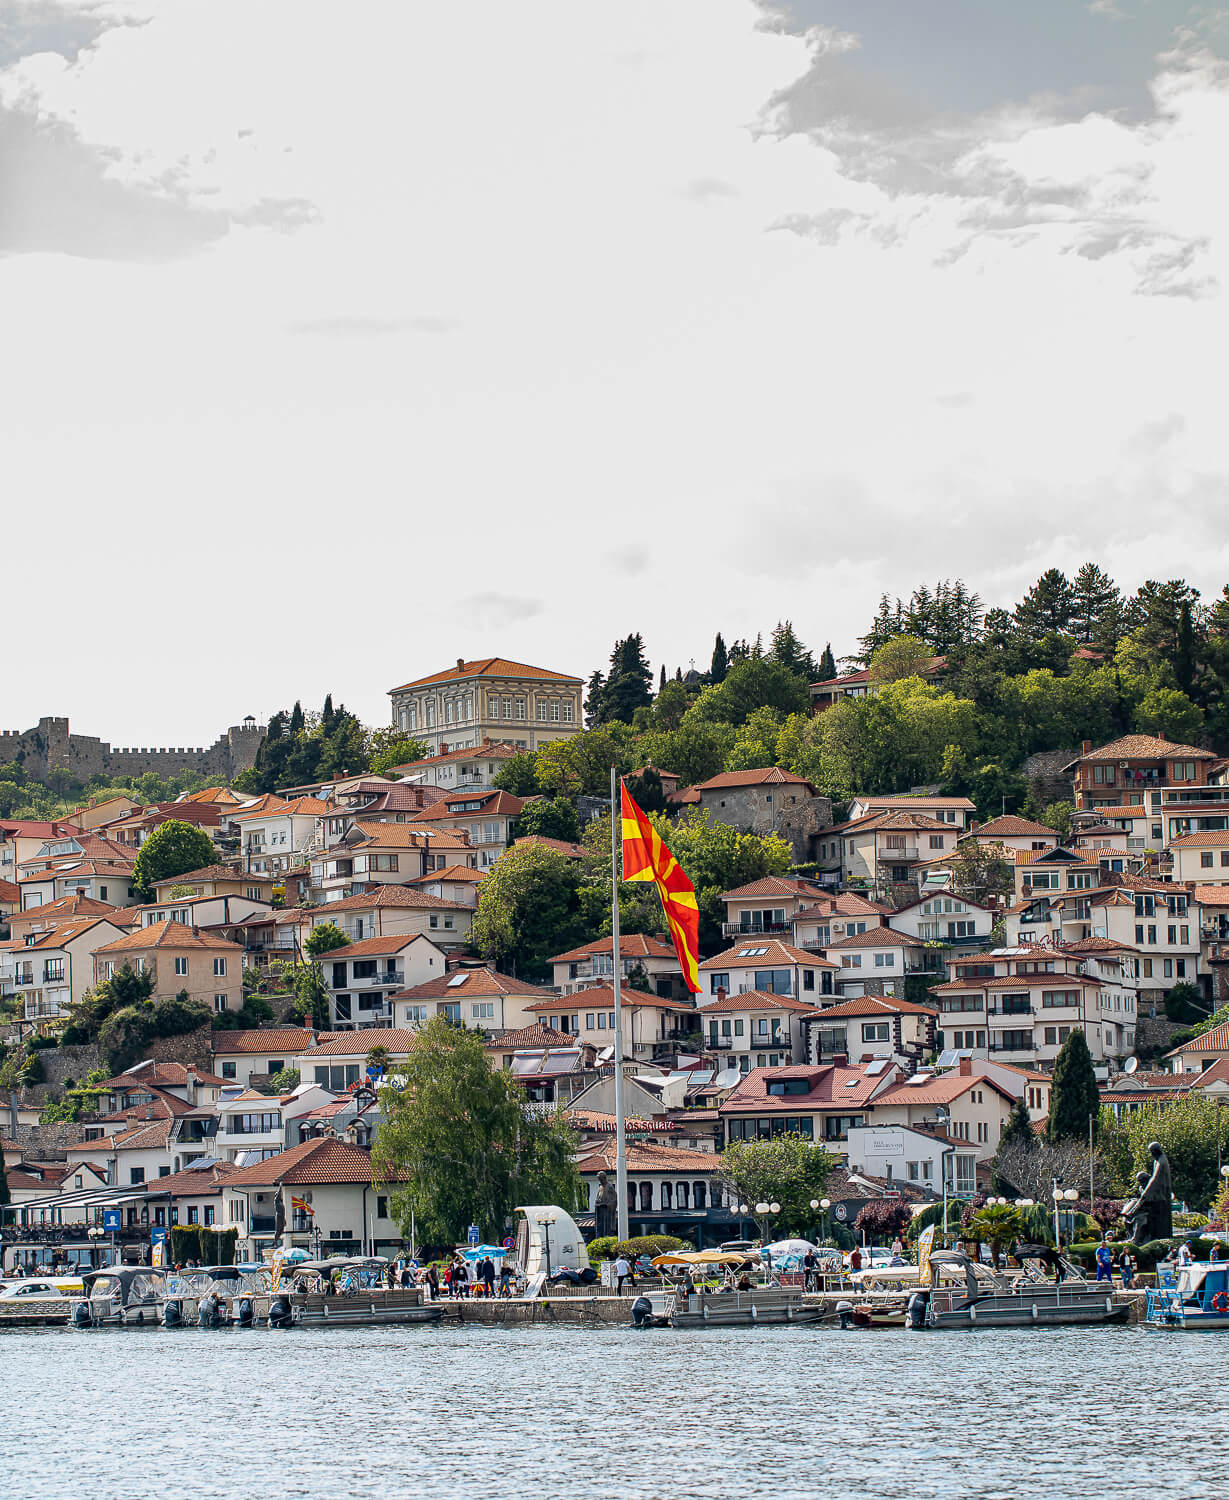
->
[611, 764, 628, 1244]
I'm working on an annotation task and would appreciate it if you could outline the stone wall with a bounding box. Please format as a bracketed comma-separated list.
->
[145, 1025, 215, 1070]
[32, 1043, 105, 1092]
[1023, 747, 1079, 808]
[0, 716, 265, 785]
[775, 795, 835, 864]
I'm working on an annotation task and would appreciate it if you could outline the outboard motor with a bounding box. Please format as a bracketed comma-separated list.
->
[237, 1297, 254, 1328]
[197, 1295, 218, 1329]
[631, 1295, 654, 1329]
[269, 1295, 293, 1329]
[72, 1300, 93, 1329]
[906, 1292, 928, 1330]
[836, 1299, 854, 1330]
[163, 1300, 183, 1329]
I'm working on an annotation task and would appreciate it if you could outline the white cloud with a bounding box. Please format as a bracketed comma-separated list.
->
[0, 1, 1226, 740]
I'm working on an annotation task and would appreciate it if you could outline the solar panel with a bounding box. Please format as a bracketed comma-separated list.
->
[446, 973, 469, 987]
[865, 1059, 888, 1076]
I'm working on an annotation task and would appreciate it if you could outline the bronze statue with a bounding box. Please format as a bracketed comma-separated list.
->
[1124, 1142, 1173, 1245]
[594, 1171, 617, 1238]
[274, 1192, 286, 1240]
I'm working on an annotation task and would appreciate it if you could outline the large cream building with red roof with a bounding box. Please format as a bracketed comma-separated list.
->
[387, 657, 583, 757]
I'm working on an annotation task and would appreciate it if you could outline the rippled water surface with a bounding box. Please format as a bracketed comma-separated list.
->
[2, 1322, 1226, 1499]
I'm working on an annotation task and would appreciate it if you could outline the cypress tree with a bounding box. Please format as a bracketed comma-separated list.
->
[710, 633, 729, 684]
[658, 663, 666, 693]
[817, 642, 836, 680]
[1046, 1029, 1100, 1143]
[1000, 1096, 1034, 1151]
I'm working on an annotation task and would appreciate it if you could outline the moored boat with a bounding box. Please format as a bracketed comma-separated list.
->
[271, 1257, 443, 1328]
[633, 1284, 827, 1329]
[1145, 1261, 1229, 1330]
[72, 1267, 167, 1327]
[906, 1249, 1128, 1330]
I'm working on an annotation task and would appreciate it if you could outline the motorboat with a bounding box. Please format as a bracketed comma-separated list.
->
[1145, 1261, 1229, 1330]
[270, 1257, 443, 1328]
[906, 1248, 1128, 1330]
[160, 1265, 273, 1327]
[632, 1283, 827, 1329]
[72, 1267, 167, 1327]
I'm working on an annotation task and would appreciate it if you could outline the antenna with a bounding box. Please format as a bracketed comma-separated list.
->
[1123, 1056, 1139, 1075]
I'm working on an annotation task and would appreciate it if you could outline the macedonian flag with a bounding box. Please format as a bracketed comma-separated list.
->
[620, 781, 700, 993]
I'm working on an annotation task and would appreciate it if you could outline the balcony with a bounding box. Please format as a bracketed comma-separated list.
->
[878, 846, 920, 862]
[988, 1006, 1035, 1019]
[721, 921, 791, 939]
[351, 971, 404, 988]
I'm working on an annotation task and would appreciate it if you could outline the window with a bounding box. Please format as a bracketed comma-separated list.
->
[841, 955, 862, 969]
[214, 994, 228, 1012]
[862, 1022, 889, 1042]
[203, 1206, 215, 1226]
[1093, 764, 1115, 784]
[803, 970, 815, 991]
[1042, 990, 1079, 1008]
[187, 1207, 198, 1225]
[129, 1168, 145, 1185]
[1203, 852, 1215, 869]
[929, 835, 945, 849]
[221, 1061, 236, 1079]
[874, 953, 892, 968]
[174, 956, 189, 976]
[213, 957, 227, 976]
[472, 1003, 495, 1019]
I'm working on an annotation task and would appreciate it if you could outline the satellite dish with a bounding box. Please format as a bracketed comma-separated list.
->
[713, 1068, 741, 1089]
[1123, 1056, 1139, 1075]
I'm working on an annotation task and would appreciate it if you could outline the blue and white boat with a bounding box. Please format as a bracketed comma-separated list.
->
[1145, 1261, 1229, 1330]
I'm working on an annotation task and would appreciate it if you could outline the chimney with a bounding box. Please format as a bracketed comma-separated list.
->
[457, 658, 465, 672]
[716, 985, 727, 1004]
[958, 1055, 972, 1076]
[1081, 740, 1091, 755]
[1156, 730, 1167, 742]
[833, 1052, 848, 1068]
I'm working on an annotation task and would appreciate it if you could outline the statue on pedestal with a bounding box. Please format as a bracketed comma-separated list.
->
[594, 1171, 617, 1239]
[274, 1192, 286, 1242]
[1124, 1142, 1173, 1245]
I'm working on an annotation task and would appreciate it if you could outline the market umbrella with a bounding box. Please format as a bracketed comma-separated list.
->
[764, 1239, 817, 1269]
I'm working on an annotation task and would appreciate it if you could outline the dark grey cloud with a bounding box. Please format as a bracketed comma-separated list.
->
[0, 105, 318, 262]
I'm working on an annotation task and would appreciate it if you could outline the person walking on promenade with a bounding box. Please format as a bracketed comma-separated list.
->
[482, 1255, 497, 1298]
[1095, 1238, 1113, 1283]
[614, 1253, 635, 1293]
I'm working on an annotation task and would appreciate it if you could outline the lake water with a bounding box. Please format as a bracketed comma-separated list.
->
[2, 1322, 1225, 1499]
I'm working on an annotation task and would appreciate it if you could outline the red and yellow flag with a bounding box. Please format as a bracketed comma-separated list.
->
[620, 782, 700, 993]
[291, 1195, 314, 1216]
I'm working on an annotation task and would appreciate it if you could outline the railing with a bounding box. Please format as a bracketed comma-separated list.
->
[721, 920, 791, 938]
[352, 972, 404, 987]
[988, 1006, 1034, 1018]
[879, 846, 920, 861]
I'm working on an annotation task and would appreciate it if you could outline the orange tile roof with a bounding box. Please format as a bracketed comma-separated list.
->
[406, 790, 525, 823]
[719, 1062, 891, 1113]
[875, 1072, 1014, 1107]
[576, 1141, 718, 1173]
[700, 938, 838, 970]
[1170, 830, 1229, 847]
[824, 927, 924, 949]
[1194, 885, 1229, 907]
[152, 864, 276, 887]
[93, 918, 244, 955]
[394, 966, 553, 1000]
[523, 985, 694, 1013]
[342, 822, 471, 850]
[1169, 1020, 1229, 1056]
[18, 918, 117, 949]
[550, 933, 677, 963]
[722, 875, 828, 900]
[309, 886, 468, 912]
[210, 1027, 317, 1055]
[19, 861, 135, 884]
[223, 1136, 379, 1186]
[407, 864, 486, 885]
[300, 1028, 418, 1058]
[483, 1023, 573, 1049]
[319, 933, 429, 958]
[694, 768, 815, 791]
[701, 989, 819, 1014]
[967, 816, 1060, 839]
[0, 878, 20, 904]
[9, 893, 122, 924]
[388, 740, 524, 772]
[812, 994, 937, 1018]
[390, 658, 582, 692]
[145, 1161, 239, 1196]
[512, 835, 589, 858]
[1065, 734, 1214, 767]
[794, 894, 890, 919]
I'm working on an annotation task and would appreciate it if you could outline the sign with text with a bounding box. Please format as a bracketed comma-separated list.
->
[866, 1133, 905, 1159]
[102, 1209, 121, 1233]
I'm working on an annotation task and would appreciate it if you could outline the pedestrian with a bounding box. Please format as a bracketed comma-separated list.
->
[499, 1260, 513, 1298]
[614, 1253, 635, 1293]
[849, 1246, 862, 1274]
[803, 1247, 817, 1292]
[426, 1263, 440, 1301]
[1120, 1250, 1135, 1289]
[1095, 1238, 1113, 1283]
[1178, 1239, 1194, 1268]
[482, 1255, 496, 1298]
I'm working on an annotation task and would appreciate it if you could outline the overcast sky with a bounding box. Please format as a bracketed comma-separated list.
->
[2, 0, 1226, 743]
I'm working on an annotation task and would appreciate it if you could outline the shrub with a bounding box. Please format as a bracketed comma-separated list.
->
[586, 1235, 619, 1261]
[612, 1235, 688, 1260]
[29, 1034, 60, 1051]
[269, 1068, 301, 1092]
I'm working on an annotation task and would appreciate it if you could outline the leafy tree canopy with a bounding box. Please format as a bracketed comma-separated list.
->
[131, 820, 218, 900]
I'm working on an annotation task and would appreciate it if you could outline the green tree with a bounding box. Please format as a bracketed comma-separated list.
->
[1013, 568, 1074, 642]
[292, 963, 332, 1030]
[516, 797, 581, 844]
[726, 706, 783, 772]
[471, 842, 587, 980]
[269, 1067, 300, 1092]
[534, 726, 635, 799]
[1109, 1094, 1229, 1211]
[650, 679, 690, 731]
[710, 632, 729, 684]
[636, 721, 734, 787]
[371, 1017, 582, 1244]
[1040, 801, 1074, 839]
[867, 633, 932, 684]
[768, 620, 817, 680]
[1164, 982, 1211, 1027]
[1070, 562, 1123, 646]
[366, 728, 430, 776]
[684, 656, 810, 726]
[64, 964, 154, 1042]
[943, 841, 1015, 905]
[964, 1203, 1025, 1264]
[131, 819, 218, 899]
[714, 1137, 834, 1239]
[304, 922, 350, 958]
[1046, 1029, 1100, 1143]
[816, 643, 836, 681]
[622, 767, 667, 816]
[493, 752, 541, 797]
[1134, 687, 1203, 745]
[599, 635, 654, 724]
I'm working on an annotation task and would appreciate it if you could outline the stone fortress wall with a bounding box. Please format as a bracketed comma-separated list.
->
[0, 716, 265, 784]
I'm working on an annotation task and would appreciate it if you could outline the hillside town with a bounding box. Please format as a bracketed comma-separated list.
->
[5, 627, 1229, 1275]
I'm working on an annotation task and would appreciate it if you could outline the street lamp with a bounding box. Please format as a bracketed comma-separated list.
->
[737, 1203, 749, 1239]
[539, 1212, 557, 1281]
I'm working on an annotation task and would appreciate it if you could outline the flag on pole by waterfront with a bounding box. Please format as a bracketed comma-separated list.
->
[291, 1195, 314, 1216]
[620, 781, 701, 993]
[916, 1224, 936, 1283]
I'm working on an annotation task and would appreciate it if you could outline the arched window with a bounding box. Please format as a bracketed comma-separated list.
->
[660, 1182, 672, 1210]
[677, 1181, 689, 1210]
[693, 1181, 706, 1210]
[639, 1181, 653, 1211]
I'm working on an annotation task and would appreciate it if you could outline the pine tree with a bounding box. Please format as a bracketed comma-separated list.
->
[710, 633, 729, 684]
[768, 620, 817, 680]
[1175, 600, 1196, 694]
[1013, 568, 1074, 642]
[288, 700, 305, 736]
[1046, 1029, 1100, 1143]
[659, 663, 666, 693]
[601, 634, 654, 723]
[321, 694, 335, 732]
[583, 670, 606, 728]
[1000, 1096, 1034, 1151]
[817, 643, 836, 680]
[1070, 563, 1121, 645]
